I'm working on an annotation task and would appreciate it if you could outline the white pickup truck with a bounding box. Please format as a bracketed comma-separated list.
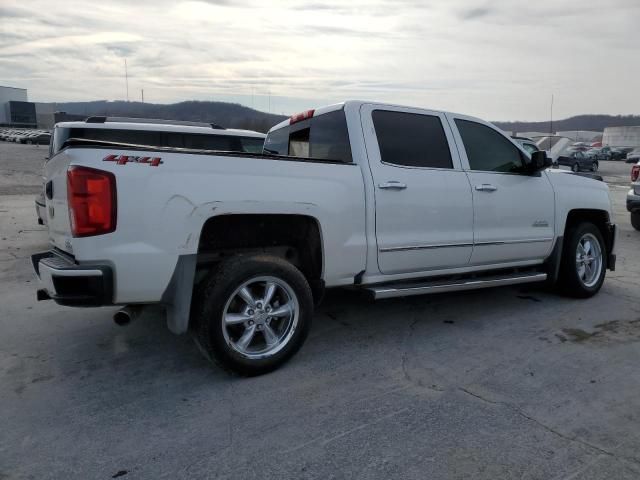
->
[32, 101, 617, 375]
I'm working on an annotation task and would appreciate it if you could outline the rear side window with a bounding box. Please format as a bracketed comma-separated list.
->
[263, 110, 352, 163]
[372, 110, 453, 168]
[455, 119, 525, 173]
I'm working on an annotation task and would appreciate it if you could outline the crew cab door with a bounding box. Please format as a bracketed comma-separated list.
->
[361, 104, 474, 275]
[448, 114, 555, 265]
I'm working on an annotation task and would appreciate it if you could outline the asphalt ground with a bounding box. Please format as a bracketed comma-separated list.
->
[1, 142, 639, 479]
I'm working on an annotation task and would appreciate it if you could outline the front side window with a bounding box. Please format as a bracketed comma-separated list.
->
[456, 119, 525, 173]
[372, 110, 453, 169]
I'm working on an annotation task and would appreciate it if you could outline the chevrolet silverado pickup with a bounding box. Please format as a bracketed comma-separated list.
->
[32, 101, 617, 375]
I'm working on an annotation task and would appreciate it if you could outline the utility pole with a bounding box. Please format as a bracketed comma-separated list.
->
[141, 89, 144, 103]
[124, 59, 129, 102]
[549, 94, 554, 136]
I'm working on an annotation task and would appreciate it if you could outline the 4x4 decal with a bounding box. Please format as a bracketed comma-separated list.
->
[103, 154, 163, 166]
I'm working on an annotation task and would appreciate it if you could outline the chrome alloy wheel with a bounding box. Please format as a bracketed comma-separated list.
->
[575, 233, 603, 288]
[222, 276, 299, 359]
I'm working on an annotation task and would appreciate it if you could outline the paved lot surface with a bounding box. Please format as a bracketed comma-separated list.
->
[1, 143, 640, 479]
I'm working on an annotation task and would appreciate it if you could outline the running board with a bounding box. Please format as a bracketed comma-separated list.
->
[364, 272, 547, 300]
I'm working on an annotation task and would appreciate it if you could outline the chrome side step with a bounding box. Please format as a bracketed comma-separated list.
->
[364, 272, 547, 300]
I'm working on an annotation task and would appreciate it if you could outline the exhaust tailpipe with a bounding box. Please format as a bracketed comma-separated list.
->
[113, 306, 142, 326]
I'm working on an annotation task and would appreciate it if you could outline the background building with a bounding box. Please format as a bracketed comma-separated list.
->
[515, 131, 549, 139]
[0, 86, 36, 127]
[34, 102, 56, 129]
[602, 126, 640, 148]
[555, 130, 602, 143]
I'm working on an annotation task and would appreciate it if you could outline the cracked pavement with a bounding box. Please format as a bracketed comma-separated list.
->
[1, 144, 640, 479]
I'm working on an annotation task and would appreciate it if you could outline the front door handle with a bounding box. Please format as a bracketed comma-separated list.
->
[475, 184, 497, 192]
[379, 181, 407, 190]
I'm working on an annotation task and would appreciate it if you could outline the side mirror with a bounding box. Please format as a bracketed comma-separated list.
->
[530, 150, 552, 172]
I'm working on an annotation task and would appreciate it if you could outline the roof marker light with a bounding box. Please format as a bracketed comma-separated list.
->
[290, 109, 315, 125]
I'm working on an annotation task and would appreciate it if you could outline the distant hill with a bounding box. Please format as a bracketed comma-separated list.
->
[48, 100, 287, 133]
[44, 101, 640, 135]
[494, 114, 640, 134]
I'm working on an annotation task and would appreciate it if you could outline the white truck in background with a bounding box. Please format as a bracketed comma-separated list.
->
[32, 101, 617, 375]
[35, 117, 266, 225]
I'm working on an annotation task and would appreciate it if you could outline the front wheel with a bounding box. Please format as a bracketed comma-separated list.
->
[192, 255, 313, 376]
[572, 163, 580, 172]
[558, 222, 606, 298]
[631, 212, 640, 231]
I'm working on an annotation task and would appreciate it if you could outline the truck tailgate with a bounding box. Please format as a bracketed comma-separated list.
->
[44, 150, 74, 254]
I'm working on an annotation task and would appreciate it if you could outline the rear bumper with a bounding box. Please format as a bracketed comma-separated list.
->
[31, 250, 113, 307]
[627, 189, 640, 212]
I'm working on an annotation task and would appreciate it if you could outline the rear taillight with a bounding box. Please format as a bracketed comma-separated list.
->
[67, 166, 117, 237]
[632, 165, 640, 182]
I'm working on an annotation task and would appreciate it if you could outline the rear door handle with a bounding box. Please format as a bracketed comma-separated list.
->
[378, 181, 407, 190]
[475, 184, 497, 192]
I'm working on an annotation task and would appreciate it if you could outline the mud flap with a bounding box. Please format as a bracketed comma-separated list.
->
[161, 254, 197, 334]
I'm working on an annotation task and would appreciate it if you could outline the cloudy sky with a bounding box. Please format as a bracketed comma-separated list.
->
[1, 0, 638, 120]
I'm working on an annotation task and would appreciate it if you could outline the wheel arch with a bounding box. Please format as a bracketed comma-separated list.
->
[196, 213, 325, 282]
[547, 208, 615, 285]
[162, 213, 325, 335]
[564, 208, 610, 243]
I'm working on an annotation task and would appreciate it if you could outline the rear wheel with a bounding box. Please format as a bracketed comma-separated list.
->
[558, 222, 606, 298]
[572, 163, 580, 172]
[631, 212, 640, 231]
[192, 255, 313, 376]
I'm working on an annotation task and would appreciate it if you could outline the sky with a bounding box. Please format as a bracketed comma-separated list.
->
[1, 0, 639, 121]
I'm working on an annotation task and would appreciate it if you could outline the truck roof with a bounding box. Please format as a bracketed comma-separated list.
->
[54, 120, 266, 138]
[268, 100, 482, 133]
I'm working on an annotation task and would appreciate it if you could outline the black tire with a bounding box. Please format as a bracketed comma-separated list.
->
[631, 212, 640, 231]
[192, 254, 313, 376]
[572, 163, 580, 172]
[558, 222, 607, 298]
[591, 161, 598, 172]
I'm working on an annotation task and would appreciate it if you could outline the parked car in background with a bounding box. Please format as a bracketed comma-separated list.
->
[598, 146, 628, 161]
[19, 132, 51, 145]
[0, 129, 20, 141]
[585, 148, 601, 159]
[556, 150, 599, 172]
[627, 161, 640, 230]
[10, 131, 30, 142]
[625, 148, 640, 164]
[570, 142, 590, 152]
